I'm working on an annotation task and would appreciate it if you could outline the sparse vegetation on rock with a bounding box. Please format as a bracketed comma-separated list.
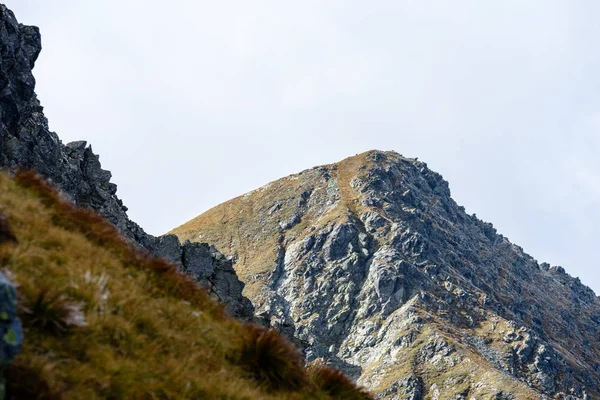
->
[172, 150, 600, 399]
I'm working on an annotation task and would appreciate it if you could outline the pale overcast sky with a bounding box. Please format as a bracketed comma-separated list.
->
[6, 1, 600, 294]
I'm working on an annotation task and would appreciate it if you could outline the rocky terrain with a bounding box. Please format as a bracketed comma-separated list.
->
[2, 2, 599, 398]
[0, 4, 253, 319]
[172, 150, 600, 399]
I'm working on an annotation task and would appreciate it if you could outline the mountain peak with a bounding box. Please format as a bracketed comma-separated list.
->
[172, 151, 600, 399]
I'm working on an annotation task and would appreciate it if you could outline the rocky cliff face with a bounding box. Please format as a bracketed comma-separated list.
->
[0, 5, 253, 319]
[172, 150, 600, 399]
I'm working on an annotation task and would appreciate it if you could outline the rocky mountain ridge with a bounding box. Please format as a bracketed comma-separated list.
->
[3, 2, 599, 398]
[172, 150, 600, 399]
[0, 4, 253, 319]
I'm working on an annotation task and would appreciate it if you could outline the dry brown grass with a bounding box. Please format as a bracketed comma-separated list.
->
[19, 285, 86, 335]
[236, 324, 308, 392]
[14, 170, 217, 313]
[0, 170, 370, 399]
[308, 360, 373, 400]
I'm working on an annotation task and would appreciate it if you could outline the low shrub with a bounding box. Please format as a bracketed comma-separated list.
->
[308, 359, 374, 400]
[236, 324, 308, 392]
[19, 286, 86, 335]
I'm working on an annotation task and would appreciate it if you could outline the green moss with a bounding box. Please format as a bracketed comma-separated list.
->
[3, 327, 18, 346]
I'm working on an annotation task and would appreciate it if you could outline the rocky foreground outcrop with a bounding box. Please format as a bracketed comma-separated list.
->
[0, 5, 253, 319]
[173, 150, 600, 399]
[0, 271, 21, 364]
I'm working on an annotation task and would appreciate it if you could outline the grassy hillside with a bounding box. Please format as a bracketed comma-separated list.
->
[0, 171, 372, 400]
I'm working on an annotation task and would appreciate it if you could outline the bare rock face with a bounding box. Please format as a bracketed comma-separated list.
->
[172, 150, 600, 399]
[0, 5, 253, 320]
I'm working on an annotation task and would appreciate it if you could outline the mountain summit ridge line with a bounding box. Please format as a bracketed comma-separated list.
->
[172, 149, 600, 399]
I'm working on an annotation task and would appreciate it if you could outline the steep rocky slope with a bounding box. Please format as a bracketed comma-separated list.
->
[0, 4, 252, 318]
[172, 150, 600, 399]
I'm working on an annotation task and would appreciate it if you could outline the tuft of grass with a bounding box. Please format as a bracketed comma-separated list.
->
[308, 360, 374, 400]
[19, 286, 86, 336]
[236, 324, 308, 392]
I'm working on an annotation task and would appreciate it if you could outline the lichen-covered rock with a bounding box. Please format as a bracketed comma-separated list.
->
[181, 241, 254, 318]
[173, 150, 600, 399]
[0, 5, 254, 320]
[0, 272, 22, 363]
[377, 375, 423, 400]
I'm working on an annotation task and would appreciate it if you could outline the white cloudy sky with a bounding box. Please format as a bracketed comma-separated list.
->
[7, 1, 600, 294]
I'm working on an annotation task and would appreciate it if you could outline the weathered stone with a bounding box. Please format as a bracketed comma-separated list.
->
[378, 375, 423, 400]
[0, 272, 22, 363]
[153, 234, 182, 266]
[182, 242, 215, 278]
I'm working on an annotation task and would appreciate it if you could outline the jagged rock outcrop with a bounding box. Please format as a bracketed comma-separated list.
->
[0, 271, 21, 364]
[0, 5, 253, 319]
[172, 150, 600, 399]
[0, 211, 21, 364]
